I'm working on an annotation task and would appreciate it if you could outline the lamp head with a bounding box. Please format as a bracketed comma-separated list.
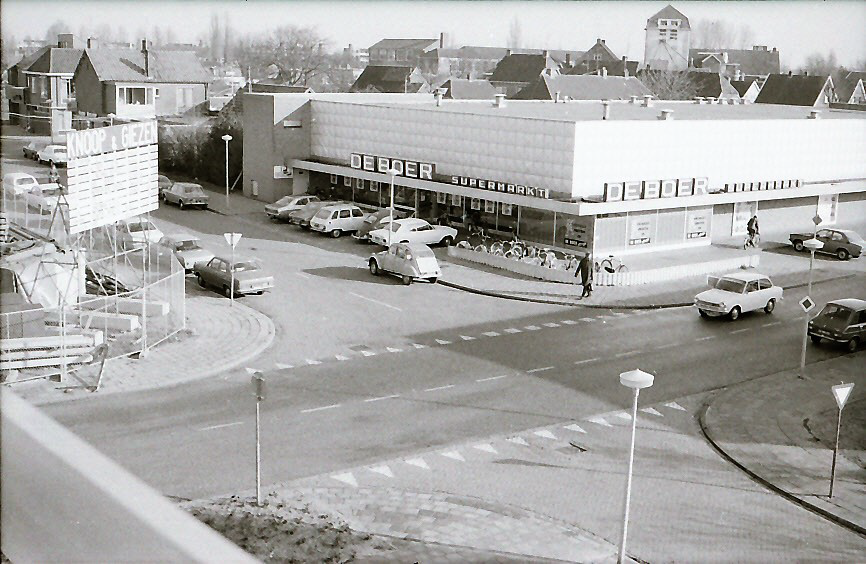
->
[620, 369, 654, 390]
[222, 134, 233, 142]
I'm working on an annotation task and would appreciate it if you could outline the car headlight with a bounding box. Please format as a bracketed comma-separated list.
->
[719, 302, 726, 309]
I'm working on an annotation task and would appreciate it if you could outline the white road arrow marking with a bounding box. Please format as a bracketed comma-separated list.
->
[305, 359, 322, 365]
[504, 328, 522, 333]
[360, 350, 376, 356]
[587, 416, 613, 427]
[435, 339, 451, 345]
[580, 317, 595, 322]
[405, 458, 429, 470]
[506, 437, 529, 446]
[561, 319, 578, 325]
[534, 429, 557, 439]
[412, 343, 427, 349]
[386, 347, 402, 353]
[615, 412, 632, 420]
[440, 451, 465, 461]
[525, 325, 541, 331]
[482, 331, 501, 337]
[641, 407, 663, 416]
[331, 472, 357, 487]
[274, 363, 293, 370]
[665, 401, 687, 411]
[473, 443, 498, 454]
[543, 322, 560, 328]
[564, 424, 586, 434]
[335, 354, 349, 361]
[460, 335, 475, 341]
[369, 465, 394, 478]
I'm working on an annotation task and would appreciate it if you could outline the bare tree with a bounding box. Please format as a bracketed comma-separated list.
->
[507, 16, 522, 49]
[209, 13, 222, 61]
[734, 24, 755, 50]
[44, 20, 69, 43]
[693, 19, 756, 50]
[2, 33, 19, 70]
[639, 70, 698, 100]
[223, 13, 232, 62]
[234, 25, 329, 86]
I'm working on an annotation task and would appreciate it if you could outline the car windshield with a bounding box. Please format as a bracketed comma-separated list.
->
[817, 304, 852, 320]
[184, 186, 205, 195]
[232, 261, 261, 272]
[389, 222, 405, 232]
[176, 239, 201, 251]
[128, 221, 156, 233]
[275, 196, 294, 206]
[414, 247, 436, 258]
[715, 278, 746, 293]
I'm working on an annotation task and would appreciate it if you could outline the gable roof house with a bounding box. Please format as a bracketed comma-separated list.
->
[73, 40, 210, 120]
[833, 76, 866, 106]
[513, 74, 652, 101]
[730, 79, 761, 103]
[644, 4, 692, 71]
[489, 52, 563, 97]
[689, 45, 780, 82]
[438, 78, 499, 100]
[349, 65, 431, 94]
[754, 73, 835, 107]
[368, 38, 439, 68]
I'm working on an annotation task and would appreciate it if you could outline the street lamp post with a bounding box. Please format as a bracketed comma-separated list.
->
[800, 237, 824, 379]
[386, 169, 399, 246]
[617, 369, 655, 564]
[107, 113, 115, 126]
[222, 134, 233, 211]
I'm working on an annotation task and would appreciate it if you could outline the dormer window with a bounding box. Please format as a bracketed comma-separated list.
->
[658, 18, 681, 28]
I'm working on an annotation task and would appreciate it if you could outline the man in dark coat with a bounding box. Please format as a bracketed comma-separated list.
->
[576, 253, 593, 298]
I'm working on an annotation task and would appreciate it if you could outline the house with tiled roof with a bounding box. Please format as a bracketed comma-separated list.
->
[565, 39, 638, 78]
[829, 76, 865, 105]
[74, 40, 211, 119]
[730, 79, 760, 103]
[489, 52, 563, 97]
[349, 65, 431, 94]
[689, 46, 780, 81]
[439, 78, 499, 100]
[637, 69, 740, 101]
[644, 4, 692, 71]
[754, 73, 835, 107]
[513, 74, 652, 101]
[368, 38, 439, 68]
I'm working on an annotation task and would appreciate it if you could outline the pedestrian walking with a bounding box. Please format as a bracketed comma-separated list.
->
[746, 215, 760, 248]
[576, 253, 593, 298]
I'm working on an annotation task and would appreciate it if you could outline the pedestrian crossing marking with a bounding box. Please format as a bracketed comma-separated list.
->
[405, 458, 430, 470]
[440, 451, 465, 461]
[534, 429, 557, 440]
[587, 416, 613, 427]
[386, 347, 402, 353]
[580, 317, 595, 322]
[473, 443, 498, 454]
[543, 322, 560, 328]
[641, 407, 663, 416]
[274, 363, 293, 370]
[665, 401, 687, 411]
[460, 335, 475, 341]
[331, 472, 358, 487]
[525, 325, 541, 331]
[435, 339, 452, 345]
[561, 320, 578, 325]
[335, 354, 349, 361]
[506, 437, 529, 446]
[504, 328, 522, 333]
[305, 359, 322, 365]
[369, 465, 394, 478]
[412, 343, 428, 349]
[564, 424, 587, 434]
[615, 412, 632, 421]
[482, 331, 501, 337]
[360, 350, 376, 356]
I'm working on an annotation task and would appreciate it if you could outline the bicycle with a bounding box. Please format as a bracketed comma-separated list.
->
[473, 230, 492, 253]
[743, 232, 761, 249]
[596, 254, 629, 274]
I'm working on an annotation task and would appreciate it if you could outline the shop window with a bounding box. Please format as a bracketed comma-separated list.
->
[355, 177, 364, 189]
[330, 174, 337, 185]
[436, 192, 447, 204]
[343, 176, 352, 187]
[501, 203, 512, 216]
[451, 194, 462, 206]
[470, 198, 481, 211]
[484, 200, 496, 214]
[518, 207, 556, 245]
[370, 181, 379, 192]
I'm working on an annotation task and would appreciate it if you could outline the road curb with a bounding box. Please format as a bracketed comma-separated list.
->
[439, 272, 857, 310]
[697, 391, 866, 538]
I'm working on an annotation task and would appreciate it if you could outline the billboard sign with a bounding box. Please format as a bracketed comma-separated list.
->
[65, 121, 159, 233]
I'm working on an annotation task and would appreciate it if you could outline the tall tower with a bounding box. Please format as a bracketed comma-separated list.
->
[644, 4, 691, 70]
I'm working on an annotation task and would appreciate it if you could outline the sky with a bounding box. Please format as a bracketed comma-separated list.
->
[2, 0, 865, 69]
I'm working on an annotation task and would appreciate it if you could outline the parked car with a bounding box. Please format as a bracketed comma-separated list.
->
[194, 256, 274, 297]
[369, 218, 457, 247]
[23, 140, 47, 160]
[158, 174, 173, 196]
[3, 173, 62, 212]
[118, 217, 164, 249]
[36, 144, 68, 167]
[694, 272, 783, 320]
[3, 172, 40, 196]
[161, 182, 209, 209]
[265, 194, 319, 221]
[808, 298, 866, 353]
[790, 228, 864, 260]
[288, 200, 339, 229]
[158, 233, 215, 273]
[354, 208, 407, 242]
[369, 242, 441, 285]
[310, 203, 367, 237]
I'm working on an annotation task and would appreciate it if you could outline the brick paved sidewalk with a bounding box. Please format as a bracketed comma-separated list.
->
[9, 296, 275, 405]
[701, 352, 866, 534]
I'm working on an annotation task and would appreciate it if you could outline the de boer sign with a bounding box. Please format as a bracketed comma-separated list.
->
[604, 178, 709, 202]
[67, 121, 158, 160]
[350, 153, 435, 180]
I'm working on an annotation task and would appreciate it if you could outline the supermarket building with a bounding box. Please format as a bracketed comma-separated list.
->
[242, 93, 866, 257]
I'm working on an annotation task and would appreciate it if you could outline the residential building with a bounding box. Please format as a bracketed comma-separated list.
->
[73, 40, 211, 120]
[755, 73, 835, 107]
[644, 4, 691, 71]
[489, 52, 562, 97]
[349, 65, 431, 94]
[342, 44, 369, 67]
[638, 69, 740, 101]
[834, 73, 865, 105]
[439, 78, 499, 100]
[513, 73, 652, 101]
[566, 56, 640, 78]
[367, 38, 439, 67]
[730, 79, 761, 103]
[689, 46, 780, 81]
[420, 46, 509, 80]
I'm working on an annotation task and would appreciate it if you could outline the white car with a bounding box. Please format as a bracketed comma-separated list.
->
[309, 203, 367, 237]
[264, 194, 319, 221]
[159, 233, 215, 273]
[118, 217, 164, 249]
[37, 144, 68, 167]
[694, 272, 783, 320]
[369, 218, 457, 247]
[3, 173, 62, 211]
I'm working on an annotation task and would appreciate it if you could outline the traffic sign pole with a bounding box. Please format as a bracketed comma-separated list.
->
[829, 382, 854, 498]
[251, 372, 266, 505]
[798, 295, 815, 380]
[224, 233, 242, 308]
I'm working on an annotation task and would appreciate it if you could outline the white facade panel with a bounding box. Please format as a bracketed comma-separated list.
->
[309, 101, 577, 197]
[572, 118, 866, 200]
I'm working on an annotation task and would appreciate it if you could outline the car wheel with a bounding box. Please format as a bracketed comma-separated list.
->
[728, 306, 741, 321]
[401, 275, 412, 286]
[810, 335, 821, 344]
[698, 309, 708, 318]
[369, 260, 379, 275]
[793, 240, 804, 252]
[223, 285, 232, 298]
[197, 274, 206, 288]
[764, 299, 776, 314]
[440, 236, 453, 247]
[429, 277, 438, 284]
[331, 229, 342, 238]
[836, 248, 850, 261]
[846, 337, 860, 353]
[179, 201, 185, 210]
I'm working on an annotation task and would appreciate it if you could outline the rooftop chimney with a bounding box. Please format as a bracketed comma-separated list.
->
[141, 39, 149, 77]
[565, 53, 571, 67]
[804, 71, 808, 77]
[506, 48, 512, 57]
[642, 94, 652, 107]
[630, 95, 639, 104]
[440, 32, 445, 48]
[494, 93, 506, 108]
[808, 109, 821, 119]
[602, 100, 610, 120]
[722, 52, 729, 64]
[694, 96, 705, 104]
[542, 49, 549, 58]
[87, 37, 98, 49]
[601, 66, 607, 77]
[554, 91, 561, 103]
[434, 89, 445, 106]
[658, 109, 674, 120]
[772, 47, 777, 52]
[788, 70, 792, 77]
[597, 38, 602, 44]
[622, 56, 628, 77]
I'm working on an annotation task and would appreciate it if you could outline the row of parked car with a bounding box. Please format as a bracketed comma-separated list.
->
[22, 140, 67, 167]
